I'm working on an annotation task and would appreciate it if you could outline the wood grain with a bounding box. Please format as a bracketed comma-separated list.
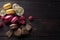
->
[0, 0, 60, 40]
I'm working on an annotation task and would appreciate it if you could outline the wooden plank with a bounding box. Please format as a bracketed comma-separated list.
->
[0, 19, 59, 36]
[0, 0, 60, 40]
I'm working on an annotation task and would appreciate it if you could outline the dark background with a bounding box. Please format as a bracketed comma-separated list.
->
[0, 0, 60, 40]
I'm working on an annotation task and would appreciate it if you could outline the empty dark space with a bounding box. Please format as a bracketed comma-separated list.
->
[0, 0, 60, 40]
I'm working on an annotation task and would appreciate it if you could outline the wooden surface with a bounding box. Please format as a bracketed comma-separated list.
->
[0, 0, 60, 40]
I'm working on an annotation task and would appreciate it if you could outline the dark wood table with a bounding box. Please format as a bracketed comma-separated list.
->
[0, 0, 60, 40]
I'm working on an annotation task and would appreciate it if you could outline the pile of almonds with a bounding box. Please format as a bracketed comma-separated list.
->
[0, 3, 33, 38]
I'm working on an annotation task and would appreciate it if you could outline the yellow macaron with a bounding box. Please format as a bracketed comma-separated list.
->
[3, 3, 12, 10]
[6, 9, 15, 14]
